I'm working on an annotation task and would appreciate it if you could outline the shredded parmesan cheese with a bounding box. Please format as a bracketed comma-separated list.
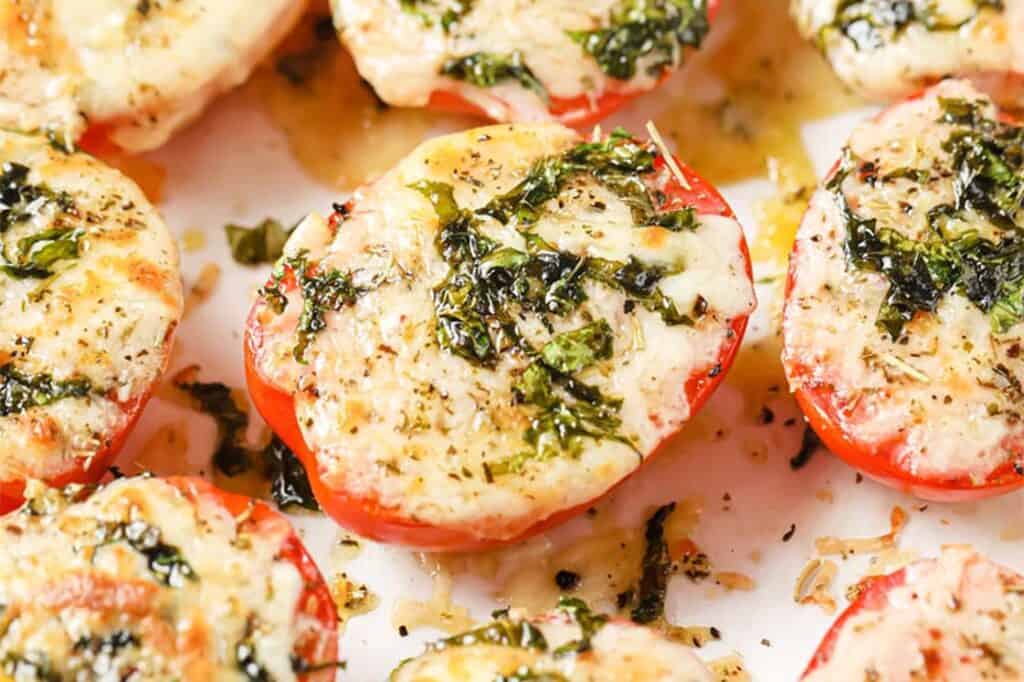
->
[794, 558, 838, 614]
[646, 120, 692, 190]
[815, 506, 909, 558]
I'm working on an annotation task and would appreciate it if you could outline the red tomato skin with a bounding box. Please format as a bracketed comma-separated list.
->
[800, 569, 908, 678]
[163, 477, 339, 682]
[781, 99, 1024, 502]
[244, 151, 752, 551]
[425, 0, 721, 129]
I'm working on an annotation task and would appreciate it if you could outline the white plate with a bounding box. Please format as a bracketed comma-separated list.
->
[109, 8, 1024, 681]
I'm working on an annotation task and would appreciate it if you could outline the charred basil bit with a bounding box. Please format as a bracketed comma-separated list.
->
[97, 520, 196, 587]
[259, 251, 377, 362]
[291, 656, 347, 674]
[555, 569, 581, 591]
[0, 363, 91, 417]
[175, 379, 253, 476]
[496, 669, 570, 682]
[825, 0, 1002, 51]
[552, 596, 609, 657]
[275, 15, 335, 86]
[2, 652, 60, 682]
[263, 436, 320, 511]
[441, 51, 547, 102]
[72, 629, 140, 672]
[790, 425, 822, 470]
[630, 503, 675, 624]
[480, 129, 695, 228]
[225, 218, 292, 265]
[569, 0, 710, 81]
[237, 640, 271, 682]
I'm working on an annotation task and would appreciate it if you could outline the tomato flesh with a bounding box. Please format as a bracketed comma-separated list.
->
[245, 149, 752, 551]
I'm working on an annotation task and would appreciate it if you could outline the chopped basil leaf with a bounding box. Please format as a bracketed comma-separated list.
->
[552, 597, 609, 657]
[259, 251, 378, 362]
[0, 364, 91, 417]
[225, 218, 292, 266]
[834, 99, 1024, 337]
[430, 618, 549, 652]
[2, 228, 83, 279]
[569, 0, 710, 80]
[540, 320, 614, 374]
[479, 128, 696, 228]
[175, 378, 252, 476]
[0, 161, 81, 279]
[400, 0, 474, 31]
[825, 0, 1003, 51]
[441, 51, 547, 102]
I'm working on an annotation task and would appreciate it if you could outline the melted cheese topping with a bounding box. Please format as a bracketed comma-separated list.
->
[783, 80, 1024, 487]
[0, 477, 321, 682]
[392, 612, 715, 682]
[0, 130, 182, 484]
[791, 0, 1024, 102]
[251, 123, 754, 541]
[332, 0, 681, 122]
[0, 0, 305, 151]
[804, 546, 1024, 681]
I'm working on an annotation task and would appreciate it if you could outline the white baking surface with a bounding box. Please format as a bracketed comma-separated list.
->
[109, 70, 1024, 681]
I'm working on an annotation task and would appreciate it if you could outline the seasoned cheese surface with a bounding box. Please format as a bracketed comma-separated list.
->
[391, 606, 715, 682]
[0, 130, 182, 485]
[804, 546, 1024, 681]
[0, 477, 327, 682]
[791, 0, 1023, 102]
[783, 80, 1024, 487]
[0, 0, 305, 151]
[331, 0, 710, 122]
[251, 124, 754, 540]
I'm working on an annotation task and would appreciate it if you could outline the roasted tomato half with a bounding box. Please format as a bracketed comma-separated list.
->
[791, 0, 1022, 104]
[803, 546, 1024, 680]
[0, 476, 338, 681]
[246, 123, 754, 550]
[1, 0, 304, 152]
[0, 130, 183, 514]
[391, 598, 715, 681]
[332, 0, 721, 128]
[782, 79, 1024, 501]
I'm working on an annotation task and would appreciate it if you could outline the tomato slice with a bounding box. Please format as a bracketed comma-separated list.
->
[164, 477, 339, 681]
[425, 0, 721, 129]
[802, 548, 1024, 679]
[0, 332, 175, 516]
[801, 568, 908, 678]
[781, 84, 1024, 502]
[244, 143, 753, 551]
